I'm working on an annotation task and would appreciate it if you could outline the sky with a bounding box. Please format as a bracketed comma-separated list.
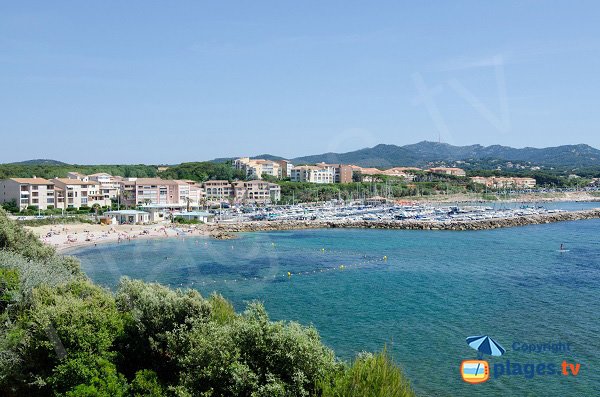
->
[1, 1, 600, 164]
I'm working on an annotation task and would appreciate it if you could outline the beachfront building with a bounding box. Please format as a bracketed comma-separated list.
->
[290, 165, 335, 183]
[50, 178, 112, 209]
[232, 180, 281, 204]
[87, 173, 121, 200]
[0, 177, 56, 210]
[122, 178, 204, 207]
[104, 210, 150, 224]
[203, 180, 235, 202]
[427, 167, 467, 177]
[471, 176, 536, 189]
[234, 157, 281, 180]
[171, 211, 214, 223]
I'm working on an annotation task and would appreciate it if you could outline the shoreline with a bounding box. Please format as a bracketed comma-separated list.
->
[31, 208, 600, 254]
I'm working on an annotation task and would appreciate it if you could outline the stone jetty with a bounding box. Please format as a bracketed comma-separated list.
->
[206, 208, 600, 235]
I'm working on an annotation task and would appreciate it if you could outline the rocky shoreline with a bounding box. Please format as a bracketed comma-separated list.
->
[207, 208, 600, 235]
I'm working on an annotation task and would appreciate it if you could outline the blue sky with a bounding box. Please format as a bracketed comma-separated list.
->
[1, 1, 599, 164]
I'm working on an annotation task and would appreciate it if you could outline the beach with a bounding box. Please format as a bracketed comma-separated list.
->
[27, 223, 211, 253]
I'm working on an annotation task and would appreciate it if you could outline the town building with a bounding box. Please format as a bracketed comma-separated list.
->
[290, 165, 335, 183]
[171, 211, 214, 223]
[232, 180, 281, 203]
[275, 160, 294, 178]
[103, 210, 150, 224]
[0, 178, 56, 210]
[315, 163, 353, 183]
[427, 167, 467, 177]
[234, 158, 281, 179]
[50, 178, 112, 209]
[121, 178, 204, 207]
[87, 173, 120, 200]
[203, 180, 235, 201]
[470, 176, 537, 189]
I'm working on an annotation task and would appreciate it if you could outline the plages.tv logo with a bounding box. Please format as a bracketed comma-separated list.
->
[461, 335, 582, 384]
[460, 335, 505, 384]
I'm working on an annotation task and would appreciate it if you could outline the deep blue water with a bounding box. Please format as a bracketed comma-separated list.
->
[73, 218, 600, 396]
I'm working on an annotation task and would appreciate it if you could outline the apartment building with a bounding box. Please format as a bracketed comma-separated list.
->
[315, 163, 353, 183]
[275, 160, 294, 178]
[291, 166, 335, 183]
[471, 176, 536, 189]
[428, 167, 467, 177]
[203, 180, 235, 201]
[234, 157, 281, 179]
[87, 173, 120, 200]
[51, 178, 112, 209]
[0, 178, 56, 210]
[232, 180, 281, 204]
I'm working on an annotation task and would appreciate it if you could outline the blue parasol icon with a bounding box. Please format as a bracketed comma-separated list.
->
[466, 335, 506, 358]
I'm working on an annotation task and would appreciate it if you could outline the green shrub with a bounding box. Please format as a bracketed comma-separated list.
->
[0, 268, 19, 313]
[169, 302, 340, 396]
[128, 369, 165, 397]
[0, 207, 55, 260]
[173, 216, 201, 224]
[319, 349, 415, 397]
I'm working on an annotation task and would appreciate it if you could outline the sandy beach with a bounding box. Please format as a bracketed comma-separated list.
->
[27, 223, 211, 253]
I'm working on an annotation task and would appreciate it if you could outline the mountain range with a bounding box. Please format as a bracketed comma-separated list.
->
[7, 142, 600, 170]
[274, 141, 600, 169]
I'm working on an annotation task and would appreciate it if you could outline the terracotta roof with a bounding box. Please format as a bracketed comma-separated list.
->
[51, 178, 99, 185]
[9, 178, 51, 185]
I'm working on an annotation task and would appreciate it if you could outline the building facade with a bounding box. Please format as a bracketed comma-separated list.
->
[234, 158, 281, 179]
[427, 167, 467, 177]
[50, 179, 112, 209]
[232, 180, 281, 203]
[290, 166, 335, 183]
[471, 176, 536, 189]
[0, 178, 56, 210]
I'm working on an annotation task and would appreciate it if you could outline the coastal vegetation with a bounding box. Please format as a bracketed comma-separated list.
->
[0, 208, 415, 396]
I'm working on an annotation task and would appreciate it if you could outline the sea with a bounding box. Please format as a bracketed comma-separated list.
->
[72, 202, 600, 396]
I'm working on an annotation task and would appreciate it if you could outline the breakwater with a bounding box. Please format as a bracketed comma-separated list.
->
[207, 208, 600, 237]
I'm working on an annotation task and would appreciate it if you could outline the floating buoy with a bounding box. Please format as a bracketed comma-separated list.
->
[287, 272, 291, 278]
[383, 256, 388, 261]
[321, 248, 325, 252]
[339, 265, 345, 270]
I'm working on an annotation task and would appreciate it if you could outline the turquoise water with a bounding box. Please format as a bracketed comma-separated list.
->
[73, 219, 600, 396]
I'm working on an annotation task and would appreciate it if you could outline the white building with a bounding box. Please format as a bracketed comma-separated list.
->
[290, 166, 335, 183]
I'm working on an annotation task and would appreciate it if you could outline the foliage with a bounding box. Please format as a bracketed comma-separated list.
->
[0, 208, 415, 397]
[158, 162, 246, 182]
[0, 207, 56, 261]
[168, 302, 340, 397]
[1, 200, 20, 214]
[0, 164, 158, 180]
[172, 216, 202, 225]
[277, 180, 468, 203]
[320, 350, 415, 397]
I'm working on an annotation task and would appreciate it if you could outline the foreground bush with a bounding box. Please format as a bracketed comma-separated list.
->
[0, 208, 415, 396]
[320, 350, 415, 397]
